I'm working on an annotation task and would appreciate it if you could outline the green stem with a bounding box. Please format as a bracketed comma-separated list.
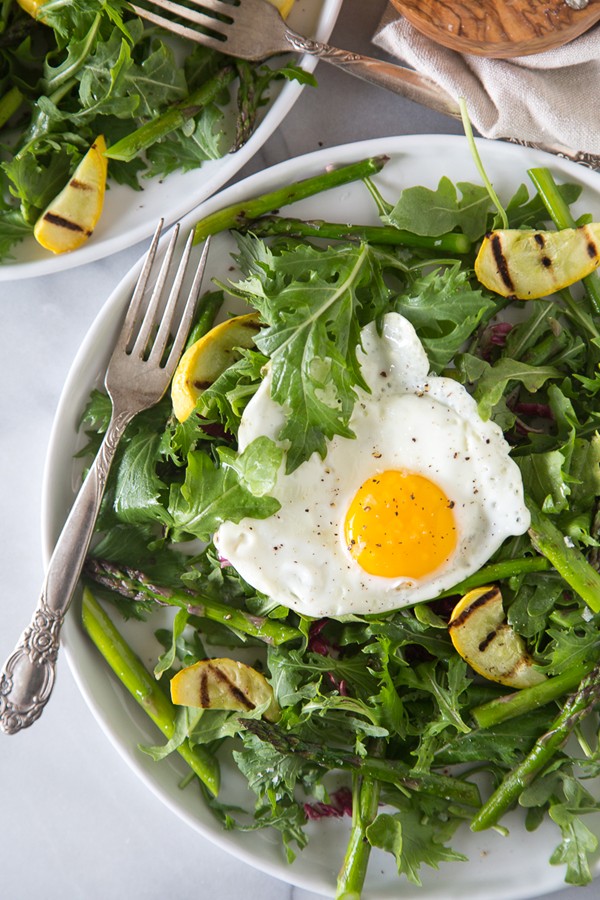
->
[81, 587, 220, 795]
[471, 660, 596, 728]
[471, 661, 600, 831]
[192, 156, 390, 243]
[105, 65, 237, 162]
[242, 215, 472, 254]
[460, 98, 508, 229]
[242, 719, 480, 808]
[0, 85, 23, 130]
[336, 741, 384, 900]
[435, 555, 551, 598]
[84, 557, 302, 646]
[527, 496, 600, 613]
[528, 166, 600, 316]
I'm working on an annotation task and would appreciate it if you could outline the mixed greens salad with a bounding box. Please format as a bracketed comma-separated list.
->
[77, 147, 600, 897]
[0, 0, 309, 259]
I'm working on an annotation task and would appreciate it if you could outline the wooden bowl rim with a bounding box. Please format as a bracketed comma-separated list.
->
[389, 0, 600, 59]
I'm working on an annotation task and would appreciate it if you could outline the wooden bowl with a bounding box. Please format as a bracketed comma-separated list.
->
[390, 0, 600, 58]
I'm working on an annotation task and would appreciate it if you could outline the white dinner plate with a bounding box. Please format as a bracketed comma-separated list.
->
[0, 0, 342, 282]
[42, 134, 600, 899]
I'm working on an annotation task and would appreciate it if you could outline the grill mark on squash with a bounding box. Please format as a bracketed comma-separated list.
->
[43, 212, 88, 233]
[200, 670, 210, 707]
[478, 629, 499, 653]
[490, 233, 514, 293]
[448, 587, 498, 629]
[584, 225, 599, 260]
[209, 663, 255, 710]
[70, 178, 94, 191]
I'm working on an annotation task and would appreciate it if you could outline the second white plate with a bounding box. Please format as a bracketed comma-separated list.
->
[0, 0, 342, 281]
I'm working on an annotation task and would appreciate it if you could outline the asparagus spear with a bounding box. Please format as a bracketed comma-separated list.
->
[242, 719, 480, 808]
[471, 661, 600, 831]
[192, 156, 389, 242]
[241, 215, 472, 255]
[435, 555, 551, 599]
[84, 557, 302, 646]
[336, 741, 384, 900]
[527, 496, 600, 614]
[184, 290, 224, 351]
[105, 65, 237, 162]
[471, 660, 595, 728]
[81, 587, 220, 796]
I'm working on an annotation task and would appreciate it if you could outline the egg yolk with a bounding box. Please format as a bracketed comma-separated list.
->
[344, 470, 458, 579]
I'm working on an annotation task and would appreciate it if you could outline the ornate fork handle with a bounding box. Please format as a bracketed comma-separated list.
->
[285, 31, 463, 122]
[0, 410, 133, 734]
[285, 32, 600, 172]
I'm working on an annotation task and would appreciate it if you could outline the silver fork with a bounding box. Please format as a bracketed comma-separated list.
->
[132, 0, 600, 170]
[0, 223, 210, 735]
[131, 0, 462, 121]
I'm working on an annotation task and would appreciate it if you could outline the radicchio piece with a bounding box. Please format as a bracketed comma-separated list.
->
[480, 321, 513, 360]
[308, 618, 336, 656]
[508, 397, 554, 435]
[304, 786, 353, 821]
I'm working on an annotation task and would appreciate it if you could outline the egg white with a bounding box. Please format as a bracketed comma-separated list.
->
[215, 313, 530, 617]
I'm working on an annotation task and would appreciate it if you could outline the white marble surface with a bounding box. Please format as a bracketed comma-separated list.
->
[0, 2, 597, 899]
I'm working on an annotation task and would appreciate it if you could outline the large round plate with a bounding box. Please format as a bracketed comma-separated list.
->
[0, 0, 342, 282]
[42, 134, 600, 898]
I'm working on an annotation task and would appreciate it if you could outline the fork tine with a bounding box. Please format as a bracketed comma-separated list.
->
[141, 0, 231, 33]
[186, 0, 238, 15]
[115, 218, 164, 354]
[130, 223, 180, 359]
[148, 227, 194, 364]
[130, 1, 228, 46]
[163, 236, 212, 370]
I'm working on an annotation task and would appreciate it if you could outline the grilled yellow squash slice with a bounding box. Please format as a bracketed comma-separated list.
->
[171, 657, 280, 721]
[33, 135, 108, 254]
[475, 224, 600, 299]
[448, 586, 546, 689]
[171, 312, 262, 422]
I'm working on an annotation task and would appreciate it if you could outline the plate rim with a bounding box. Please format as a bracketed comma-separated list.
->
[0, 0, 343, 283]
[41, 132, 600, 899]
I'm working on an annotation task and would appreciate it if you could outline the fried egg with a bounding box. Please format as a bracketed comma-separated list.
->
[215, 312, 529, 617]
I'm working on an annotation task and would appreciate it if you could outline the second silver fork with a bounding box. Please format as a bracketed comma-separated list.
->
[132, 0, 463, 121]
[0, 223, 210, 735]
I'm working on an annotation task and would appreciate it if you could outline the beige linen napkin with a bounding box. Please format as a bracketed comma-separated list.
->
[373, 5, 600, 156]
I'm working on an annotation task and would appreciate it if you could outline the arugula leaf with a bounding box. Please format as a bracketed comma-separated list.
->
[386, 176, 491, 241]
[2, 139, 78, 222]
[197, 348, 266, 436]
[113, 430, 171, 527]
[366, 806, 467, 886]
[0, 210, 32, 258]
[516, 450, 571, 514]
[457, 353, 560, 421]
[228, 235, 390, 471]
[549, 776, 599, 885]
[168, 437, 282, 541]
[504, 181, 582, 229]
[393, 263, 496, 372]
